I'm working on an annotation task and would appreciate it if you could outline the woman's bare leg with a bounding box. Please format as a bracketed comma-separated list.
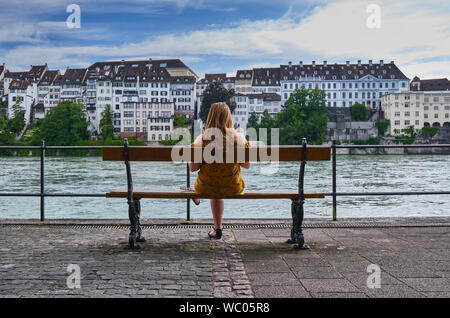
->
[210, 199, 224, 231]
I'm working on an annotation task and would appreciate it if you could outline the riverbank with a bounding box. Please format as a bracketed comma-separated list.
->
[1, 216, 448, 298]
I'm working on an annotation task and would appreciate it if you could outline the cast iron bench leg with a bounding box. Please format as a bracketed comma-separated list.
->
[135, 199, 145, 243]
[286, 198, 309, 249]
[127, 198, 145, 249]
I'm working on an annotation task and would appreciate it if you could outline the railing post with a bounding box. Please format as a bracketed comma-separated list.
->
[332, 140, 337, 221]
[40, 140, 45, 221]
[186, 163, 190, 221]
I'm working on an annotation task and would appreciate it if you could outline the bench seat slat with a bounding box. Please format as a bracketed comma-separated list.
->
[106, 189, 325, 199]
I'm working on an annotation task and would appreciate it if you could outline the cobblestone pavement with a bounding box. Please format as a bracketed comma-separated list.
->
[0, 220, 449, 298]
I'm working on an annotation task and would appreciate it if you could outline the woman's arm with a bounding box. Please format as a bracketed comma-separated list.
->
[189, 162, 201, 172]
[240, 162, 250, 169]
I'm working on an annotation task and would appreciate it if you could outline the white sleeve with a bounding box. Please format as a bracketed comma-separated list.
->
[193, 134, 203, 146]
[235, 132, 247, 146]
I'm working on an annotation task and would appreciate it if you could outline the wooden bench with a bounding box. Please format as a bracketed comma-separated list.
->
[103, 138, 331, 249]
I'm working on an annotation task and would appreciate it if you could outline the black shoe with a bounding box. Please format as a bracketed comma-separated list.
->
[208, 228, 222, 239]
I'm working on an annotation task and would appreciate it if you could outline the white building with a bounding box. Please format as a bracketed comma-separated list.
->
[36, 70, 60, 118]
[232, 94, 249, 131]
[251, 68, 281, 94]
[59, 68, 87, 104]
[121, 101, 174, 142]
[382, 91, 450, 136]
[7, 80, 36, 123]
[280, 60, 410, 109]
[6, 65, 48, 122]
[86, 59, 196, 137]
[247, 93, 282, 120]
[171, 75, 196, 119]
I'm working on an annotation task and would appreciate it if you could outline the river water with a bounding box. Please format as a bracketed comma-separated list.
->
[0, 155, 449, 219]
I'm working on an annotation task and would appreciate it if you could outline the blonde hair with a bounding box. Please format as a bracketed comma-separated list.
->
[204, 102, 234, 134]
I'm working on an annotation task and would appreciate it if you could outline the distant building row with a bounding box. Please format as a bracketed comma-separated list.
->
[195, 60, 417, 130]
[0, 59, 198, 142]
[2, 59, 449, 140]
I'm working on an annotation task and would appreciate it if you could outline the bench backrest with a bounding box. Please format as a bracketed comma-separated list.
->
[102, 145, 331, 162]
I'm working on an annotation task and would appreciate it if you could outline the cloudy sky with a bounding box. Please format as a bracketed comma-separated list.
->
[0, 0, 449, 79]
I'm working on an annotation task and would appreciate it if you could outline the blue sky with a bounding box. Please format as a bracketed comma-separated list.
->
[0, 0, 449, 79]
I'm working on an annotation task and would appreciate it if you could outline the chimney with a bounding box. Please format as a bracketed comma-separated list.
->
[312, 61, 316, 67]
[358, 60, 362, 67]
[323, 60, 327, 67]
[299, 61, 303, 67]
[380, 59, 384, 66]
[346, 61, 350, 67]
[369, 60, 373, 66]
[288, 61, 292, 67]
[390, 60, 394, 64]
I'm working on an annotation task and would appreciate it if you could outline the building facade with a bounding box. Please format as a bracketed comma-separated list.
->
[382, 91, 450, 135]
[280, 60, 410, 109]
[235, 70, 253, 94]
[120, 101, 174, 142]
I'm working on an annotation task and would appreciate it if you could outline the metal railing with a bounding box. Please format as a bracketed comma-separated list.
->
[0, 140, 449, 222]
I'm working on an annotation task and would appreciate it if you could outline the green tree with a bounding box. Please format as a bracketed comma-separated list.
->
[401, 125, 417, 138]
[173, 115, 188, 128]
[247, 112, 259, 129]
[0, 115, 14, 147]
[0, 100, 7, 116]
[375, 120, 389, 136]
[7, 98, 25, 135]
[349, 102, 369, 121]
[36, 101, 89, 146]
[276, 88, 328, 145]
[258, 109, 277, 144]
[199, 82, 236, 122]
[99, 104, 114, 140]
[420, 126, 438, 138]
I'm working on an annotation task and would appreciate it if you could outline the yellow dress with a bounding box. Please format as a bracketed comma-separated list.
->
[191, 134, 249, 198]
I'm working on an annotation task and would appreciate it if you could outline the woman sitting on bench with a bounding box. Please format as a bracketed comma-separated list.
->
[188, 102, 250, 239]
